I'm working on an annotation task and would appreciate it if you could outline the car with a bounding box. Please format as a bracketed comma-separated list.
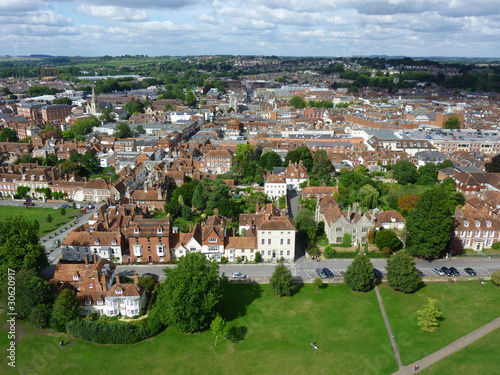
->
[433, 267, 445, 276]
[231, 272, 246, 279]
[441, 266, 452, 276]
[61, 204, 71, 209]
[142, 273, 159, 281]
[23, 201, 35, 207]
[76, 204, 83, 209]
[464, 267, 477, 276]
[316, 268, 327, 279]
[87, 204, 95, 210]
[322, 268, 334, 278]
[373, 268, 382, 279]
[449, 267, 460, 276]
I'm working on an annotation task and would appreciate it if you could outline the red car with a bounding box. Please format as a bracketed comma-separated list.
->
[23, 202, 35, 207]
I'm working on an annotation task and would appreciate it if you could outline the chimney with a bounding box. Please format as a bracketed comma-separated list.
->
[133, 272, 139, 286]
[93, 252, 97, 263]
[255, 203, 259, 213]
[85, 254, 89, 265]
[104, 212, 109, 229]
[144, 182, 148, 193]
[158, 187, 162, 200]
[101, 275, 107, 292]
[115, 273, 120, 285]
[265, 213, 270, 221]
[214, 208, 218, 217]
[189, 224, 192, 232]
[232, 227, 236, 237]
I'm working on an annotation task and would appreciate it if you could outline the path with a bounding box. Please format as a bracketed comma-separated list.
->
[392, 316, 500, 374]
[375, 286, 403, 369]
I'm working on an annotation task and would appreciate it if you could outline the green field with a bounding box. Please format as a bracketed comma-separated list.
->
[0, 284, 398, 375]
[421, 328, 500, 375]
[0, 205, 80, 236]
[378, 281, 500, 365]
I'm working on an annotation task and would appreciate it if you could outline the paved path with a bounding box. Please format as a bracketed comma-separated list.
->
[375, 286, 404, 369]
[392, 316, 500, 374]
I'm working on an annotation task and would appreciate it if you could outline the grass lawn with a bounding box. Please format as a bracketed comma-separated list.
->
[0, 205, 80, 236]
[378, 281, 500, 365]
[0, 284, 398, 375]
[420, 328, 500, 375]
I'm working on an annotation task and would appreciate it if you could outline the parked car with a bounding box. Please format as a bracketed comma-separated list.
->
[87, 204, 95, 210]
[142, 273, 159, 281]
[464, 267, 477, 276]
[231, 272, 246, 279]
[373, 268, 382, 279]
[23, 201, 35, 207]
[76, 204, 83, 209]
[316, 268, 327, 279]
[61, 204, 71, 209]
[441, 266, 452, 276]
[433, 267, 445, 276]
[322, 268, 334, 278]
[449, 267, 460, 276]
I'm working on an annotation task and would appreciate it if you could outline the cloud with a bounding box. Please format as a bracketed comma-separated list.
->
[198, 14, 217, 24]
[72, 0, 200, 9]
[78, 5, 148, 22]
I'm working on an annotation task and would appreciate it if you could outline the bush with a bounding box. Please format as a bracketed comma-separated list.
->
[344, 254, 374, 292]
[66, 319, 157, 344]
[342, 233, 352, 247]
[28, 304, 52, 328]
[254, 251, 262, 263]
[309, 247, 318, 257]
[491, 242, 500, 250]
[491, 270, 500, 286]
[220, 256, 228, 264]
[324, 245, 336, 259]
[269, 263, 296, 297]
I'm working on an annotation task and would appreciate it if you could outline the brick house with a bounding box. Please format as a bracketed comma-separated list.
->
[128, 218, 171, 263]
[454, 206, 500, 251]
[198, 149, 233, 174]
[301, 183, 338, 200]
[201, 209, 226, 261]
[375, 210, 406, 230]
[170, 223, 203, 259]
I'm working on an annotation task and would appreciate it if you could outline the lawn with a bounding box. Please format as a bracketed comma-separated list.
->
[0, 205, 81, 236]
[420, 328, 500, 375]
[378, 281, 500, 365]
[0, 284, 399, 375]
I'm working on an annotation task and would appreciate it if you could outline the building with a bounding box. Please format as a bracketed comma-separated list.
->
[128, 218, 171, 263]
[264, 174, 287, 201]
[301, 183, 338, 201]
[198, 149, 233, 174]
[201, 210, 226, 261]
[454, 206, 500, 251]
[375, 210, 406, 230]
[41, 104, 72, 125]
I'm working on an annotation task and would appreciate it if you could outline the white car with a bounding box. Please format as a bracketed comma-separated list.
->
[76, 204, 83, 209]
[231, 272, 246, 279]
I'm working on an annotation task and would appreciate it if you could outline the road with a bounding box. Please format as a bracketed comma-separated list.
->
[114, 257, 500, 280]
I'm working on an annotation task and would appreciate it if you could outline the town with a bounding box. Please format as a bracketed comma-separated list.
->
[1, 55, 499, 375]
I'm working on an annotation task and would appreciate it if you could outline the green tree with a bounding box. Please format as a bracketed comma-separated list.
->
[29, 304, 53, 328]
[393, 160, 418, 184]
[151, 252, 224, 333]
[294, 209, 318, 247]
[259, 150, 282, 171]
[357, 184, 379, 209]
[16, 186, 31, 198]
[417, 163, 438, 186]
[485, 154, 500, 173]
[285, 146, 313, 172]
[443, 116, 461, 129]
[99, 107, 116, 122]
[81, 152, 101, 174]
[491, 270, 500, 286]
[192, 184, 205, 210]
[344, 254, 374, 292]
[124, 100, 145, 115]
[290, 96, 307, 109]
[60, 207, 66, 216]
[406, 185, 454, 258]
[15, 152, 36, 164]
[135, 125, 146, 134]
[0, 128, 19, 142]
[314, 277, 324, 292]
[417, 298, 443, 332]
[0, 215, 48, 280]
[50, 289, 80, 332]
[114, 123, 131, 138]
[44, 122, 55, 132]
[311, 150, 334, 181]
[72, 117, 99, 136]
[254, 251, 262, 263]
[47, 214, 53, 223]
[185, 91, 197, 107]
[52, 97, 72, 105]
[385, 250, 421, 293]
[210, 315, 229, 347]
[374, 229, 403, 252]
[342, 232, 352, 247]
[232, 144, 260, 178]
[269, 263, 296, 297]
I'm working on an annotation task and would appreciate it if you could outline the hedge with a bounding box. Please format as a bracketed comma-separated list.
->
[66, 316, 163, 344]
[324, 250, 387, 259]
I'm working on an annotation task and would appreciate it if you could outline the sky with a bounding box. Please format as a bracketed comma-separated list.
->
[1, 0, 499, 58]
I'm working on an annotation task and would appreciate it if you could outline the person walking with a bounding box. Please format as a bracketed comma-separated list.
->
[59, 339, 64, 348]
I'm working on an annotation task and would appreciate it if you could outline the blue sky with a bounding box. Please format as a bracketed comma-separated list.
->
[1, 0, 499, 57]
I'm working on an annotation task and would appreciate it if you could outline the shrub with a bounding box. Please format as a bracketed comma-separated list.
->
[324, 245, 336, 259]
[254, 251, 262, 263]
[269, 263, 296, 297]
[491, 270, 500, 286]
[491, 242, 500, 250]
[66, 319, 157, 344]
[220, 256, 228, 264]
[342, 233, 352, 247]
[309, 247, 318, 257]
[344, 254, 374, 292]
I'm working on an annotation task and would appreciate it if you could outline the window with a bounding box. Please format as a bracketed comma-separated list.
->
[268, 239, 271, 245]
[85, 300, 91, 306]
[287, 250, 290, 256]
[134, 227, 139, 233]
[261, 239, 265, 245]
[88, 283, 93, 289]
[336, 227, 342, 232]
[280, 239, 284, 245]
[147, 237, 151, 243]
[209, 237, 217, 243]
[280, 250, 283, 255]
[157, 228, 162, 234]
[287, 239, 291, 245]
[268, 251, 271, 256]
[208, 245, 219, 252]
[115, 289, 123, 294]
[72, 275, 78, 281]
[242, 249, 245, 253]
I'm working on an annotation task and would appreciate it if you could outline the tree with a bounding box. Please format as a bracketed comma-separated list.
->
[393, 160, 418, 184]
[0, 215, 48, 280]
[81, 151, 101, 174]
[285, 146, 313, 172]
[210, 315, 229, 347]
[485, 154, 500, 173]
[443, 116, 461, 129]
[124, 101, 144, 115]
[16, 186, 31, 198]
[135, 125, 146, 134]
[290, 96, 307, 109]
[406, 185, 454, 258]
[47, 214, 53, 223]
[114, 123, 131, 138]
[72, 118, 99, 136]
[29, 304, 53, 328]
[269, 263, 296, 297]
[374, 229, 403, 252]
[357, 184, 379, 209]
[50, 289, 80, 332]
[192, 183, 205, 210]
[342, 233, 352, 247]
[417, 163, 438, 186]
[254, 251, 262, 263]
[367, 227, 376, 244]
[417, 298, 443, 332]
[0, 128, 19, 142]
[491, 270, 500, 286]
[344, 254, 374, 292]
[259, 150, 282, 171]
[44, 122, 55, 132]
[15, 152, 36, 164]
[185, 91, 197, 107]
[311, 150, 334, 181]
[232, 144, 260, 178]
[60, 207, 67, 216]
[385, 250, 421, 293]
[314, 278, 323, 292]
[294, 209, 318, 247]
[99, 107, 116, 122]
[151, 252, 224, 333]
[398, 194, 420, 214]
[52, 97, 72, 105]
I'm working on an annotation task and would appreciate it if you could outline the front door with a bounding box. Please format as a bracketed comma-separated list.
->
[148, 255, 153, 263]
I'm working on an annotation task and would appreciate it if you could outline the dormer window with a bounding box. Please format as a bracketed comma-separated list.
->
[464, 220, 469, 227]
[157, 227, 162, 234]
[209, 237, 217, 243]
[85, 300, 91, 306]
[88, 283, 93, 289]
[94, 240, 99, 245]
[486, 221, 492, 227]
[97, 300, 103, 306]
[111, 240, 117, 245]
[134, 227, 139, 234]
[115, 288, 123, 294]
[72, 275, 78, 281]
[475, 220, 481, 227]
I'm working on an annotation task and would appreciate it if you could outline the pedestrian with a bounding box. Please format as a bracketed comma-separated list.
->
[59, 339, 64, 348]
[414, 364, 419, 372]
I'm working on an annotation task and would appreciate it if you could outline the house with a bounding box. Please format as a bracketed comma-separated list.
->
[128, 218, 171, 263]
[454, 205, 500, 251]
[224, 233, 258, 262]
[264, 174, 287, 201]
[82, 178, 111, 202]
[198, 149, 233, 174]
[170, 223, 202, 259]
[375, 210, 406, 230]
[301, 183, 338, 201]
[283, 161, 309, 191]
[201, 209, 226, 261]
[51, 256, 146, 317]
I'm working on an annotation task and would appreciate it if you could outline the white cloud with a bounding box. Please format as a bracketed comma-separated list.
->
[78, 5, 148, 22]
